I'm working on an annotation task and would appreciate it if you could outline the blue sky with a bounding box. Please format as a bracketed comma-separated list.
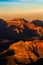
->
[0, 0, 43, 5]
[0, 0, 43, 2]
[0, 0, 43, 12]
[0, 0, 21, 2]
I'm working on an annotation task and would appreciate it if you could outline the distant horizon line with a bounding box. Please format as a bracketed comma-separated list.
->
[0, 17, 43, 21]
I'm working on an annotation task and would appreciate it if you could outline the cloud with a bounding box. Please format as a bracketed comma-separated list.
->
[20, 0, 27, 1]
[20, 0, 30, 1]
[20, 0, 25, 1]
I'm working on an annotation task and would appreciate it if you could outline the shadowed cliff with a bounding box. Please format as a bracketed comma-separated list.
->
[0, 18, 43, 65]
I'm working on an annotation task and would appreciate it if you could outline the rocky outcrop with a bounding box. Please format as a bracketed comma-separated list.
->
[8, 40, 43, 65]
[0, 18, 43, 65]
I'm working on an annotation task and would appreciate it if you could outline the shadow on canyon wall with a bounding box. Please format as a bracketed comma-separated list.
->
[0, 18, 43, 65]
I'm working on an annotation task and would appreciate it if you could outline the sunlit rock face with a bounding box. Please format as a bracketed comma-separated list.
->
[0, 18, 43, 65]
[0, 18, 43, 39]
[9, 40, 43, 64]
[6, 18, 43, 36]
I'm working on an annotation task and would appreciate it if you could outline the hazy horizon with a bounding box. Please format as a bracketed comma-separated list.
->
[0, 0, 43, 20]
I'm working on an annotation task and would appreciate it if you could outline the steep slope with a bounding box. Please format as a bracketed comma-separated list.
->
[0, 18, 43, 40]
[0, 18, 43, 65]
[0, 40, 43, 65]
[7, 40, 43, 65]
[6, 18, 43, 37]
[32, 20, 43, 27]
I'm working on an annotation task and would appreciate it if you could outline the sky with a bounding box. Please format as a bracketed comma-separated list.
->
[0, 0, 43, 20]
